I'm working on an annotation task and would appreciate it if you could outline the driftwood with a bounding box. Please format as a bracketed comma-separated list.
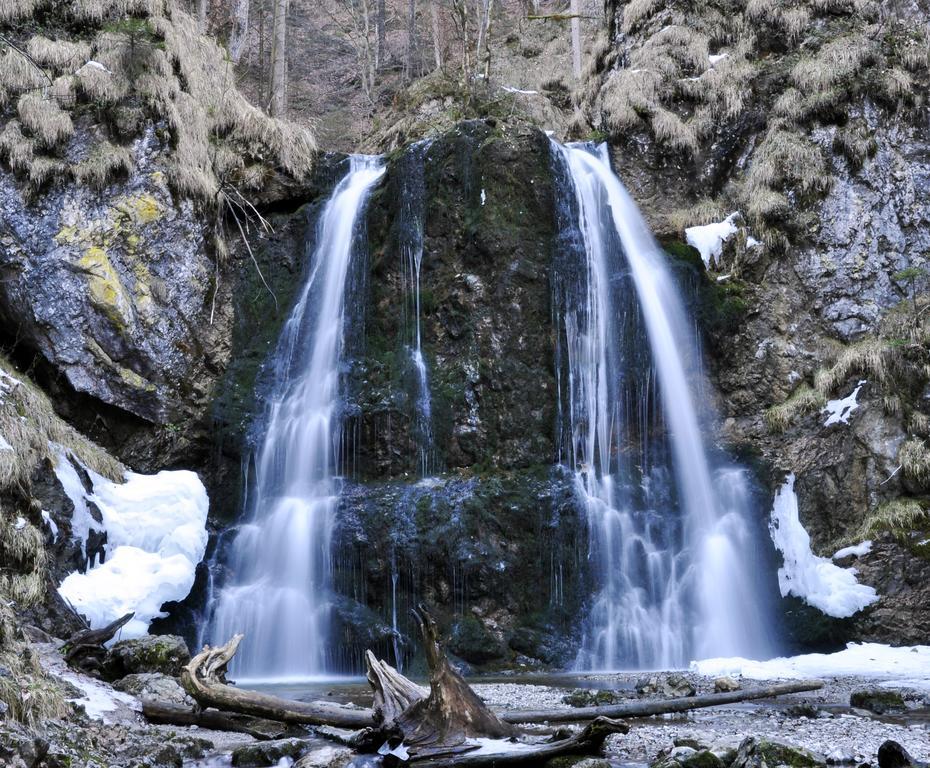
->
[500, 679, 825, 724]
[366, 649, 427, 725]
[63, 612, 134, 674]
[180, 635, 374, 728]
[409, 716, 630, 767]
[142, 701, 299, 740]
[394, 605, 515, 748]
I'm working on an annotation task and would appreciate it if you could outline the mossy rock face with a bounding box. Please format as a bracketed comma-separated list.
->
[850, 688, 907, 714]
[104, 634, 190, 679]
[449, 616, 506, 664]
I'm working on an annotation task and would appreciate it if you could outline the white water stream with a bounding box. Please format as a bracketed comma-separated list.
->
[554, 142, 771, 669]
[209, 156, 385, 679]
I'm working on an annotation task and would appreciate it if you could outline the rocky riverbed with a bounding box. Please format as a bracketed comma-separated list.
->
[6, 642, 928, 768]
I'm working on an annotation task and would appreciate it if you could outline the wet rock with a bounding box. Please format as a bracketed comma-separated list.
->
[714, 676, 741, 693]
[878, 741, 928, 768]
[850, 688, 907, 715]
[546, 757, 612, 768]
[113, 672, 196, 709]
[508, 626, 572, 666]
[105, 634, 190, 679]
[732, 737, 826, 768]
[561, 688, 621, 708]
[637, 673, 697, 697]
[232, 737, 311, 767]
[294, 744, 355, 768]
[786, 702, 821, 718]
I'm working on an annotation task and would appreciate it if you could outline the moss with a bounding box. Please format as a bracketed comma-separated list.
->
[114, 192, 162, 225]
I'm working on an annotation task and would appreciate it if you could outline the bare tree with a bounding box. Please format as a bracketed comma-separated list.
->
[229, 0, 250, 63]
[269, 0, 289, 116]
[198, 0, 208, 31]
[570, 0, 581, 79]
[404, 0, 417, 82]
[430, 0, 443, 70]
[376, 0, 386, 68]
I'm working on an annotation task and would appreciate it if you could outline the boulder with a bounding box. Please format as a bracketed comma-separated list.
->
[113, 673, 196, 709]
[561, 689, 622, 708]
[294, 745, 355, 768]
[850, 688, 907, 714]
[878, 741, 929, 768]
[231, 738, 310, 767]
[105, 635, 190, 679]
[714, 676, 741, 693]
[732, 737, 826, 768]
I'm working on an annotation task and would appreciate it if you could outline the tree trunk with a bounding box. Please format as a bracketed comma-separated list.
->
[411, 716, 629, 767]
[366, 649, 427, 726]
[430, 0, 443, 70]
[570, 0, 582, 79]
[500, 680, 825, 724]
[269, 0, 289, 117]
[376, 0, 386, 69]
[229, 0, 250, 63]
[142, 702, 295, 740]
[405, 0, 418, 83]
[395, 605, 515, 748]
[198, 0, 208, 32]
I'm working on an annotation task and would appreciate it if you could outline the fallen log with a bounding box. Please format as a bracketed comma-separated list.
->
[366, 649, 426, 726]
[408, 716, 629, 767]
[63, 612, 134, 674]
[180, 635, 374, 729]
[499, 679, 825, 724]
[142, 701, 298, 740]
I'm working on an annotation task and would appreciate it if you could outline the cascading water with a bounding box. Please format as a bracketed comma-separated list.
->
[398, 140, 437, 476]
[552, 141, 773, 669]
[208, 156, 385, 680]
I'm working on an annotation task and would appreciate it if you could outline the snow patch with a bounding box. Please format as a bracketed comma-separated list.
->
[822, 380, 866, 426]
[746, 236, 762, 249]
[685, 213, 739, 268]
[693, 643, 930, 685]
[769, 474, 878, 618]
[481, 188, 486, 206]
[501, 85, 538, 95]
[13, 516, 26, 530]
[833, 540, 872, 560]
[709, 53, 729, 65]
[0, 434, 12, 451]
[466, 738, 539, 756]
[56, 458, 209, 638]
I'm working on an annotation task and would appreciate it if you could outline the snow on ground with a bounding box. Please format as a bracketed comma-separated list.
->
[56, 450, 209, 638]
[822, 380, 866, 426]
[833, 540, 872, 560]
[685, 213, 739, 268]
[692, 643, 930, 685]
[769, 474, 877, 617]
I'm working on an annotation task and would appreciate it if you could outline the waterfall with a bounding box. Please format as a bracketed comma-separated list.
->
[552, 141, 772, 669]
[398, 140, 437, 476]
[208, 155, 385, 680]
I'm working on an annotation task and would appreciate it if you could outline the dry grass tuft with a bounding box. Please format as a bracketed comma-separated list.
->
[17, 93, 74, 148]
[900, 438, 930, 488]
[0, 120, 35, 173]
[73, 141, 134, 188]
[0, 0, 40, 22]
[844, 498, 929, 547]
[765, 384, 826, 432]
[26, 36, 92, 74]
[66, 0, 163, 22]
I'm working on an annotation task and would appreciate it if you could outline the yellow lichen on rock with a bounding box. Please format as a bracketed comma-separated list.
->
[114, 192, 163, 226]
[77, 246, 134, 330]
